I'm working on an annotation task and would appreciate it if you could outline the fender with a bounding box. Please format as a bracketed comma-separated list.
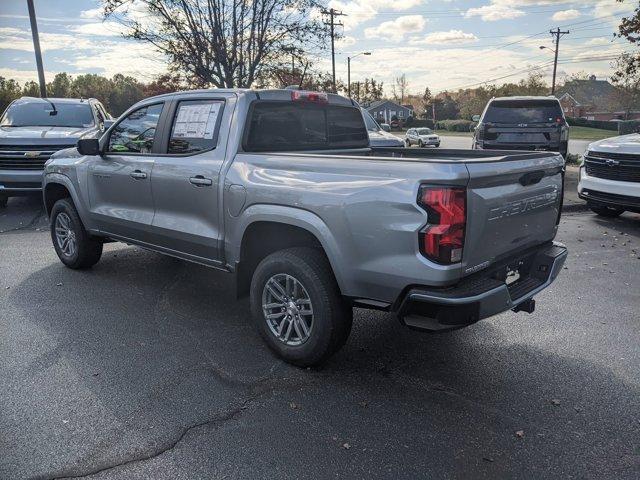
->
[43, 173, 95, 230]
[227, 204, 352, 296]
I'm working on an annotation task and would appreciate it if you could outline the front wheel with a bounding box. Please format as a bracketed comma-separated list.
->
[588, 203, 624, 218]
[405, 139, 411, 147]
[250, 247, 352, 367]
[50, 198, 103, 269]
[418, 140, 424, 148]
[0, 194, 7, 208]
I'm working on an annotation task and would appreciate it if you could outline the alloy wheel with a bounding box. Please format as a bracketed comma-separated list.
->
[54, 212, 77, 257]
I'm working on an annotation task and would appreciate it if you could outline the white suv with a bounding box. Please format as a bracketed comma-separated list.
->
[578, 133, 640, 217]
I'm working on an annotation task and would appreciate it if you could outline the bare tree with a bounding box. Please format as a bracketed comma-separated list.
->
[104, 0, 329, 88]
[391, 74, 409, 104]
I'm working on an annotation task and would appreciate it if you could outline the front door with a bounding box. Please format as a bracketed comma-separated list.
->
[87, 102, 165, 241]
[149, 98, 226, 262]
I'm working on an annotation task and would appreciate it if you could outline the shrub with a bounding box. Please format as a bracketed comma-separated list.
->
[406, 118, 434, 129]
[618, 120, 640, 135]
[566, 117, 618, 131]
[435, 119, 476, 132]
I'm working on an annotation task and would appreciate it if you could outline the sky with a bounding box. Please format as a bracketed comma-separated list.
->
[0, 0, 635, 95]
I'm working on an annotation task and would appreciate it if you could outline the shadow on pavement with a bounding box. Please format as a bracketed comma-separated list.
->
[2, 242, 639, 479]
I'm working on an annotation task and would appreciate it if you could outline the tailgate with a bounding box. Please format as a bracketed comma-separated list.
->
[488, 125, 561, 145]
[462, 153, 564, 276]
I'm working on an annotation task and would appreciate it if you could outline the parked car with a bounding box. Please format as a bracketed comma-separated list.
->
[361, 108, 404, 147]
[43, 89, 567, 366]
[0, 97, 111, 207]
[405, 128, 440, 148]
[578, 133, 640, 217]
[472, 96, 569, 158]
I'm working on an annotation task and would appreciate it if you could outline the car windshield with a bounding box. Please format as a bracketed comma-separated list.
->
[417, 128, 432, 135]
[362, 110, 381, 132]
[0, 101, 94, 128]
[483, 100, 563, 124]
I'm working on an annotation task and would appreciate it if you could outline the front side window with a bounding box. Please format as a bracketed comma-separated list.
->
[0, 100, 94, 128]
[108, 103, 163, 154]
[168, 100, 223, 154]
[417, 128, 433, 135]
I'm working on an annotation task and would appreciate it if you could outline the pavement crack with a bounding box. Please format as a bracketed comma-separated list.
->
[0, 207, 45, 234]
[42, 389, 269, 480]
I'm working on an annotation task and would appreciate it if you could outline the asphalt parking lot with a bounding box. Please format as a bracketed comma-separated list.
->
[1, 195, 639, 480]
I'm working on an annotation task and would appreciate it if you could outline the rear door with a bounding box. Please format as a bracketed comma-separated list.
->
[87, 101, 167, 241]
[148, 95, 230, 262]
[462, 153, 564, 275]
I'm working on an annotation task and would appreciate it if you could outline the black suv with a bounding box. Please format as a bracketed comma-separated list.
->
[472, 96, 569, 158]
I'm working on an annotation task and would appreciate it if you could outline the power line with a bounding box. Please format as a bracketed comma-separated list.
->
[549, 28, 570, 94]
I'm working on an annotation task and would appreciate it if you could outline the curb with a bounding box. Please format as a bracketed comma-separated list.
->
[562, 202, 588, 213]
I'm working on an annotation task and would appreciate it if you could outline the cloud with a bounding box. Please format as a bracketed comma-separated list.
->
[328, 0, 424, 30]
[71, 22, 125, 37]
[80, 7, 103, 19]
[336, 35, 357, 47]
[552, 9, 581, 21]
[364, 15, 426, 39]
[465, 5, 525, 22]
[409, 30, 478, 46]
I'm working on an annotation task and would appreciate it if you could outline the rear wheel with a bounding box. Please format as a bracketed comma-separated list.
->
[588, 203, 624, 218]
[0, 194, 7, 208]
[250, 247, 352, 367]
[50, 198, 103, 269]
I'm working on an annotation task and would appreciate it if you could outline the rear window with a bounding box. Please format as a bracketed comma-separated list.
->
[483, 100, 563, 124]
[244, 101, 368, 152]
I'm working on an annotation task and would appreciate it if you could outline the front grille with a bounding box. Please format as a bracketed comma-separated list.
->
[0, 144, 74, 170]
[585, 152, 640, 183]
[586, 150, 640, 162]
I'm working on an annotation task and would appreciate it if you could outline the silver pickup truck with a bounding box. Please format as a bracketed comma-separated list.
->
[43, 89, 567, 366]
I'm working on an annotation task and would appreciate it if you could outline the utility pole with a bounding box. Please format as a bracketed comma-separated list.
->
[549, 27, 569, 95]
[27, 0, 46, 97]
[322, 8, 345, 93]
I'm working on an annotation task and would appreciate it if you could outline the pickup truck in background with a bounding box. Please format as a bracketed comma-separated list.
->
[0, 96, 111, 207]
[43, 89, 567, 366]
[472, 96, 569, 158]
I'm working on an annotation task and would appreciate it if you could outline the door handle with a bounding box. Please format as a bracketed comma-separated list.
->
[189, 175, 213, 187]
[130, 170, 147, 180]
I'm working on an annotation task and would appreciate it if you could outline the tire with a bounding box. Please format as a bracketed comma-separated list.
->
[418, 140, 424, 148]
[250, 247, 352, 367]
[435, 143, 440, 148]
[50, 198, 103, 269]
[588, 203, 624, 218]
[405, 139, 411, 147]
[0, 194, 7, 208]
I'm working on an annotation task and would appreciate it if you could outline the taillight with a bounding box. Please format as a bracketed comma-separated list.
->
[476, 123, 485, 141]
[291, 90, 328, 104]
[417, 186, 466, 264]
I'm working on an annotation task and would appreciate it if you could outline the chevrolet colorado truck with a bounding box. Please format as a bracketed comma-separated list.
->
[43, 89, 568, 366]
[0, 96, 111, 207]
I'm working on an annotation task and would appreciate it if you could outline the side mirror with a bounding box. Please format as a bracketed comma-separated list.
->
[77, 138, 101, 156]
[472, 115, 481, 122]
[103, 119, 115, 130]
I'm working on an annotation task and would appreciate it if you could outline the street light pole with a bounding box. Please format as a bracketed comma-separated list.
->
[27, 0, 46, 97]
[347, 52, 371, 98]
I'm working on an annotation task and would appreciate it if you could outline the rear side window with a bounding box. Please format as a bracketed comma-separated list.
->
[483, 100, 563, 124]
[244, 101, 368, 152]
[168, 99, 224, 154]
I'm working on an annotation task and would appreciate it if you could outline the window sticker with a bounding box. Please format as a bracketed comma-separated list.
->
[172, 102, 221, 139]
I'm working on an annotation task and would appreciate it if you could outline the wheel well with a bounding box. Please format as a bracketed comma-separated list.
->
[44, 183, 71, 216]
[236, 222, 326, 298]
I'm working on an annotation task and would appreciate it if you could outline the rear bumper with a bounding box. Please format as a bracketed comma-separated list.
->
[0, 169, 44, 193]
[396, 242, 567, 332]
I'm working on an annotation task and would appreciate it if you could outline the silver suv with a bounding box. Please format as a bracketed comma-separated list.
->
[405, 128, 440, 147]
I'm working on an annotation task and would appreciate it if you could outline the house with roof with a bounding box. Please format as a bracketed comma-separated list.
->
[556, 75, 640, 121]
[365, 100, 414, 124]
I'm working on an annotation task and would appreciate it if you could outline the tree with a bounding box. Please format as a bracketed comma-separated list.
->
[392, 74, 409, 104]
[142, 73, 186, 98]
[47, 73, 72, 97]
[0, 77, 22, 113]
[22, 81, 40, 97]
[104, 0, 329, 88]
[109, 74, 145, 116]
[614, 0, 639, 79]
[351, 78, 383, 104]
